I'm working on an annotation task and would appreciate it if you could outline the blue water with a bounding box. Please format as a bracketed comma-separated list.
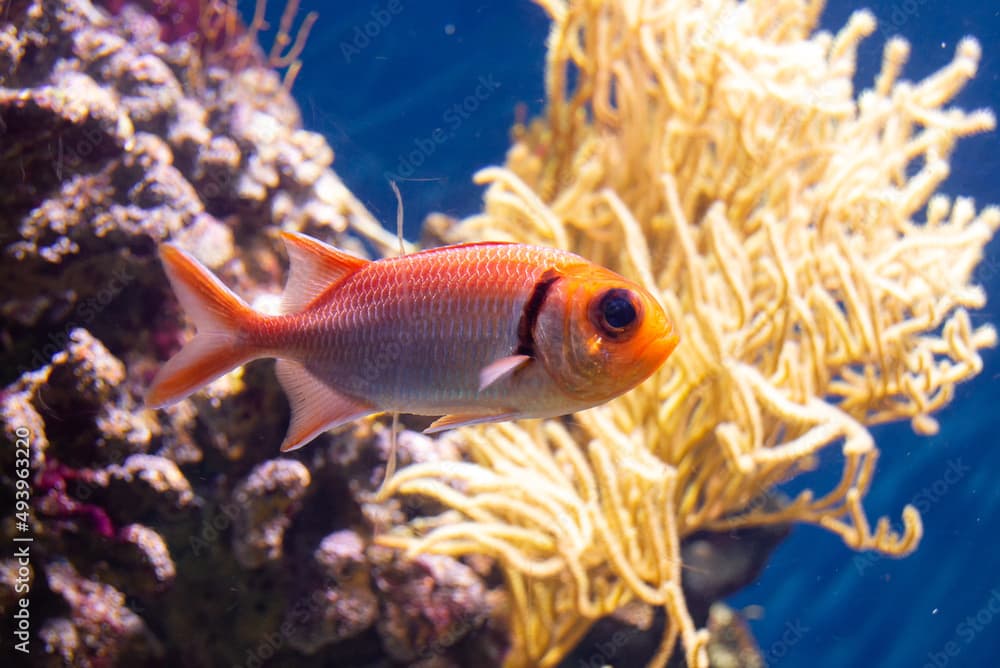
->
[279, 0, 550, 238]
[265, 2, 1000, 666]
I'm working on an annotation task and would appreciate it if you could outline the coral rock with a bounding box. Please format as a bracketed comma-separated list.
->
[373, 549, 489, 663]
[231, 459, 311, 569]
[114, 523, 177, 592]
[285, 529, 379, 654]
[1, 328, 155, 466]
[40, 560, 163, 667]
[97, 453, 196, 519]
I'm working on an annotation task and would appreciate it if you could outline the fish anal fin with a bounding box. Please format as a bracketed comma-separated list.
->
[275, 359, 375, 451]
[279, 232, 369, 314]
[424, 410, 518, 434]
[478, 354, 532, 391]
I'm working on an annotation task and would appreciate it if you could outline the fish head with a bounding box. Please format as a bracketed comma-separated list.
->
[534, 263, 679, 403]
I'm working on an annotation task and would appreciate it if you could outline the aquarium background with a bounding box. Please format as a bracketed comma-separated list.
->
[256, 1, 1000, 666]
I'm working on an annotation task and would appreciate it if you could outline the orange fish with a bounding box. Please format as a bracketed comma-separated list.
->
[146, 233, 678, 452]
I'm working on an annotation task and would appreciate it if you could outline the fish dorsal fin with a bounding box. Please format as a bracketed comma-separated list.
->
[409, 241, 517, 258]
[275, 359, 375, 451]
[279, 232, 369, 314]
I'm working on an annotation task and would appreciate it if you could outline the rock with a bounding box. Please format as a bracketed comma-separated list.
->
[285, 529, 379, 654]
[373, 548, 490, 663]
[40, 560, 163, 667]
[231, 459, 311, 568]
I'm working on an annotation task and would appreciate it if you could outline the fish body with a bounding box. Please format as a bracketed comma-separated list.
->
[146, 232, 678, 452]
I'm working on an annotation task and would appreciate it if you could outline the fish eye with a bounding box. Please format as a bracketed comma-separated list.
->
[592, 288, 641, 339]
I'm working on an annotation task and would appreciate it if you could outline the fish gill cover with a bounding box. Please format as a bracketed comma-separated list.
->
[0, 0, 996, 667]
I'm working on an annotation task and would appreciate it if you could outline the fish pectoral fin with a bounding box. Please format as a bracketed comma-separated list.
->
[424, 410, 519, 434]
[279, 232, 370, 314]
[275, 359, 375, 452]
[478, 354, 533, 391]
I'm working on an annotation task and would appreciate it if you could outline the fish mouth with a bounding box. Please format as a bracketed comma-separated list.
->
[635, 320, 679, 366]
[651, 303, 680, 361]
[647, 330, 680, 362]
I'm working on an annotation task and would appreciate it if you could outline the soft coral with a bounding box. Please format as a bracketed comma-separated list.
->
[36, 462, 117, 539]
[96, 0, 246, 46]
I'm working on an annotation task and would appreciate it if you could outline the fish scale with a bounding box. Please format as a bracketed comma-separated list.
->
[306, 251, 534, 408]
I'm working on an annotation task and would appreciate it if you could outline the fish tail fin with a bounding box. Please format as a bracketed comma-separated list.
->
[146, 245, 260, 408]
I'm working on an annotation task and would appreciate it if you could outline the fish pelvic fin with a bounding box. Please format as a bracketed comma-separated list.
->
[424, 410, 519, 434]
[279, 232, 369, 314]
[275, 359, 376, 452]
[146, 245, 259, 409]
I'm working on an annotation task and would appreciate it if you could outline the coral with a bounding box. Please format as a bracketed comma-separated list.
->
[377, 1, 999, 666]
[8, 0, 990, 666]
[0, 0, 381, 365]
[40, 560, 164, 667]
[284, 529, 378, 653]
[0, 328, 158, 468]
[0, 292, 491, 666]
[231, 458, 311, 568]
[96, 454, 196, 517]
[111, 523, 177, 593]
[1, 2, 496, 665]
[371, 547, 493, 665]
[554, 514, 787, 666]
[704, 604, 763, 668]
[96, 0, 319, 88]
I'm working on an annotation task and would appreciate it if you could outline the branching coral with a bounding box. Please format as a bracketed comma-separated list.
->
[96, 0, 318, 89]
[374, 1, 999, 666]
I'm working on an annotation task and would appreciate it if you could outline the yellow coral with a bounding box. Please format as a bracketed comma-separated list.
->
[372, 0, 998, 666]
